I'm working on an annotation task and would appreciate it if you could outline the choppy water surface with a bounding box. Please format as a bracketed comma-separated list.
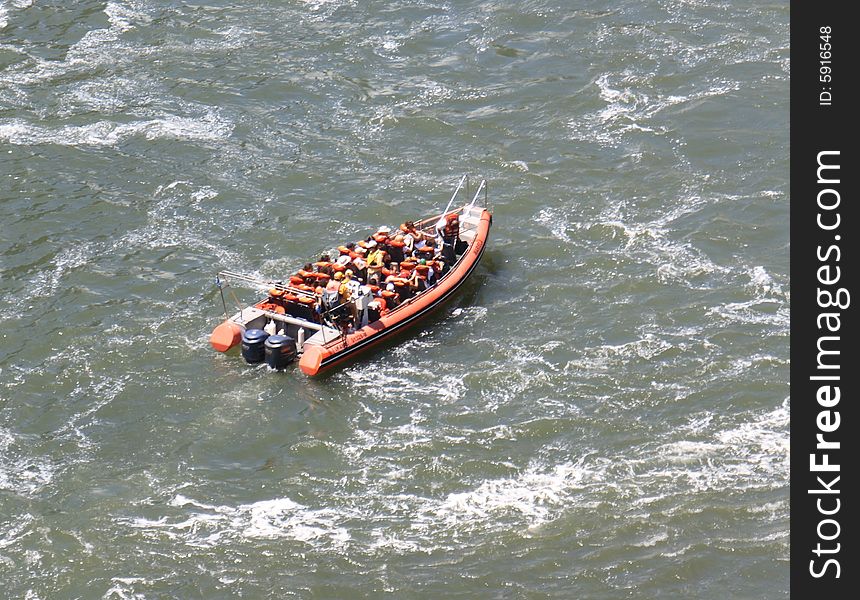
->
[1, 1, 788, 597]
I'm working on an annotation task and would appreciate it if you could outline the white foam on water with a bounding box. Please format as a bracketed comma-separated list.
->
[0, 111, 233, 147]
[504, 160, 530, 172]
[0, 0, 29, 29]
[125, 493, 352, 550]
[419, 459, 590, 531]
[296, 0, 355, 22]
[654, 398, 789, 495]
[434, 374, 466, 403]
[747, 265, 786, 299]
[1, 1, 150, 89]
[532, 206, 587, 245]
[0, 428, 55, 496]
[367, 530, 427, 555]
[363, 34, 403, 58]
[591, 334, 676, 362]
[0, 512, 35, 551]
[707, 299, 789, 329]
[569, 72, 740, 147]
[116, 393, 788, 557]
[102, 578, 149, 600]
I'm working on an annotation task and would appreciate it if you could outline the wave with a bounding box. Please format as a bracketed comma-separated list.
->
[0, 112, 233, 147]
[124, 494, 352, 550]
[0, 427, 54, 496]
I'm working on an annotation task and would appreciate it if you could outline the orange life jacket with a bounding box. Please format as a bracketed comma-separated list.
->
[256, 301, 286, 314]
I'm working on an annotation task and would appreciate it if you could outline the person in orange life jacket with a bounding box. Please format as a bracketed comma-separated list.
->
[387, 234, 406, 262]
[399, 220, 417, 237]
[414, 238, 436, 261]
[437, 213, 459, 262]
[315, 254, 333, 276]
[336, 254, 351, 269]
[373, 225, 392, 246]
[351, 249, 368, 282]
[419, 258, 437, 286]
[382, 282, 401, 308]
[383, 262, 400, 283]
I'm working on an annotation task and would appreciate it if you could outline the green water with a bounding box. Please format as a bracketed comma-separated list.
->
[1, 1, 789, 597]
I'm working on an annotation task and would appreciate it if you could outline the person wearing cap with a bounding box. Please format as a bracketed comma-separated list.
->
[339, 270, 353, 302]
[381, 282, 400, 309]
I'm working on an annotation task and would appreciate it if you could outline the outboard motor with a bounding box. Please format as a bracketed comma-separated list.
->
[264, 334, 297, 370]
[241, 328, 269, 364]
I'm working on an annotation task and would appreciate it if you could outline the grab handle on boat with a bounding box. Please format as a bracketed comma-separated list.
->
[468, 179, 486, 207]
[441, 174, 468, 217]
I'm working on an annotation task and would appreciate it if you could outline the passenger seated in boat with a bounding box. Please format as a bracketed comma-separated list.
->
[323, 272, 342, 309]
[351, 253, 367, 282]
[402, 230, 417, 256]
[373, 225, 391, 244]
[382, 283, 400, 308]
[414, 238, 436, 261]
[315, 255, 333, 275]
[416, 259, 436, 286]
[367, 299, 382, 323]
[382, 262, 399, 281]
[366, 244, 385, 278]
[387, 234, 406, 262]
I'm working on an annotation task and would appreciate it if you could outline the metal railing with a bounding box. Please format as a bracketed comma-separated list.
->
[414, 175, 487, 233]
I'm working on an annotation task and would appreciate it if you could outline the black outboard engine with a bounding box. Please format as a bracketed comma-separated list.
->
[241, 329, 269, 364]
[264, 335, 297, 370]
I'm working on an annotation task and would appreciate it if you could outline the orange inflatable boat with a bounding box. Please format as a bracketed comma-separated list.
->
[209, 177, 492, 376]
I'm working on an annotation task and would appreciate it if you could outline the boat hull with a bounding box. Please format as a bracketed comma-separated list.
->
[298, 209, 492, 376]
